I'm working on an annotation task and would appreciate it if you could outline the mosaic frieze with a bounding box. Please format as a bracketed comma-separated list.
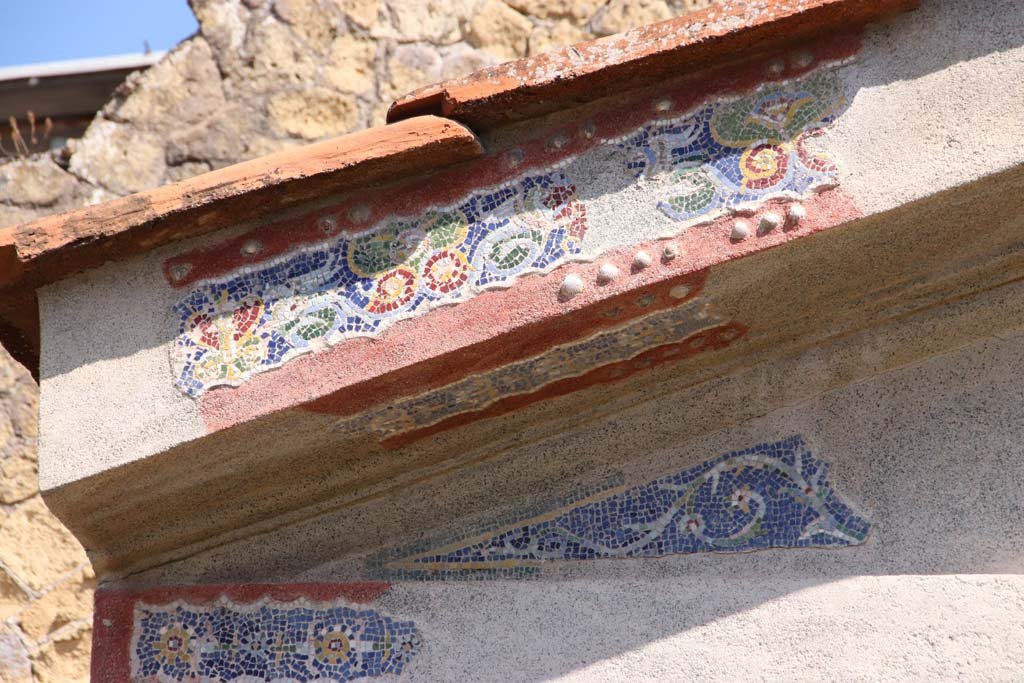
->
[617, 70, 842, 222]
[335, 298, 735, 442]
[172, 173, 588, 396]
[376, 436, 868, 579]
[132, 598, 419, 682]
[171, 68, 844, 397]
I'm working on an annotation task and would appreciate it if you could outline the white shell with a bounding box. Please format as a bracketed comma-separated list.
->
[788, 203, 807, 224]
[559, 274, 585, 299]
[241, 240, 263, 255]
[759, 212, 782, 232]
[597, 263, 620, 283]
[663, 243, 679, 261]
[731, 221, 751, 241]
[633, 250, 653, 269]
[669, 284, 691, 300]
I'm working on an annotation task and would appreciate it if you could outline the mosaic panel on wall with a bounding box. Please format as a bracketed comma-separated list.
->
[132, 598, 419, 682]
[374, 436, 868, 579]
[171, 69, 843, 397]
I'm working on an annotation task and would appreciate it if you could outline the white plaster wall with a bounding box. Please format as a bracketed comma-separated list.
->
[832, 0, 1024, 214]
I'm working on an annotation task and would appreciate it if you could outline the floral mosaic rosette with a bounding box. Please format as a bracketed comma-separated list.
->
[616, 70, 843, 222]
[132, 600, 419, 682]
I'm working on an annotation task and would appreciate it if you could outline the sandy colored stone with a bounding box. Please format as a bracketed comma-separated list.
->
[506, 0, 601, 21]
[381, 45, 442, 101]
[165, 161, 214, 182]
[68, 121, 167, 195]
[0, 204, 41, 229]
[166, 104, 265, 166]
[107, 39, 225, 130]
[467, 0, 534, 59]
[0, 568, 28, 620]
[593, 0, 673, 35]
[249, 20, 318, 85]
[31, 626, 90, 683]
[441, 45, 498, 80]
[0, 627, 31, 683]
[0, 159, 76, 207]
[267, 89, 360, 140]
[274, 0, 338, 52]
[380, 0, 471, 44]
[529, 20, 589, 55]
[0, 456, 37, 504]
[0, 497, 88, 593]
[190, 0, 250, 73]
[333, 0, 379, 28]
[324, 34, 377, 93]
[18, 572, 95, 642]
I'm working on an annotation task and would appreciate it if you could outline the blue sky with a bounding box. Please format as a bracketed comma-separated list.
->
[0, 1, 199, 67]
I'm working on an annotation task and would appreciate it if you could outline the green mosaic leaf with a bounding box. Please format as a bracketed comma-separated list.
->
[665, 168, 717, 214]
[488, 229, 544, 270]
[424, 211, 467, 249]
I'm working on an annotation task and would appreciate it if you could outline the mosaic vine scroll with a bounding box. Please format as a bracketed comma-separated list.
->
[375, 436, 868, 579]
[132, 597, 419, 682]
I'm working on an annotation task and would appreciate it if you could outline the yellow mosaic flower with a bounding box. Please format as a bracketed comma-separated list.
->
[152, 625, 191, 667]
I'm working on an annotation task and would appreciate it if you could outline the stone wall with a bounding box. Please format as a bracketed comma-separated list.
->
[0, 347, 92, 683]
[0, 1, 713, 679]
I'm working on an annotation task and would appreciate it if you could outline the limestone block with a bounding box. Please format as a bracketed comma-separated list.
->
[324, 34, 378, 93]
[0, 456, 37, 505]
[381, 44, 443, 101]
[0, 159, 76, 207]
[594, 0, 673, 36]
[467, 0, 534, 59]
[268, 89, 360, 139]
[165, 161, 214, 182]
[31, 625, 90, 683]
[166, 106, 264, 165]
[0, 569, 28, 620]
[333, 0, 379, 28]
[529, 20, 589, 55]
[190, 0, 250, 72]
[379, 0, 471, 44]
[274, 0, 339, 52]
[18, 571, 95, 642]
[68, 121, 167, 195]
[506, 0, 601, 21]
[0, 497, 88, 593]
[0, 204, 41, 229]
[249, 20, 318, 85]
[106, 39, 225, 130]
[441, 44, 499, 80]
[0, 628, 31, 683]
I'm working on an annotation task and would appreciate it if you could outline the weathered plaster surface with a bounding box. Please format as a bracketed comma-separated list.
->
[37, 244, 206, 492]
[831, 0, 1024, 214]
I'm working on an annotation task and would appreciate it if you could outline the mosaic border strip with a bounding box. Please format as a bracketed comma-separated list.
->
[335, 298, 727, 442]
[131, 596, 419, 683]
[172, 67, 844, 397]
[377, 436, 868, 580]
